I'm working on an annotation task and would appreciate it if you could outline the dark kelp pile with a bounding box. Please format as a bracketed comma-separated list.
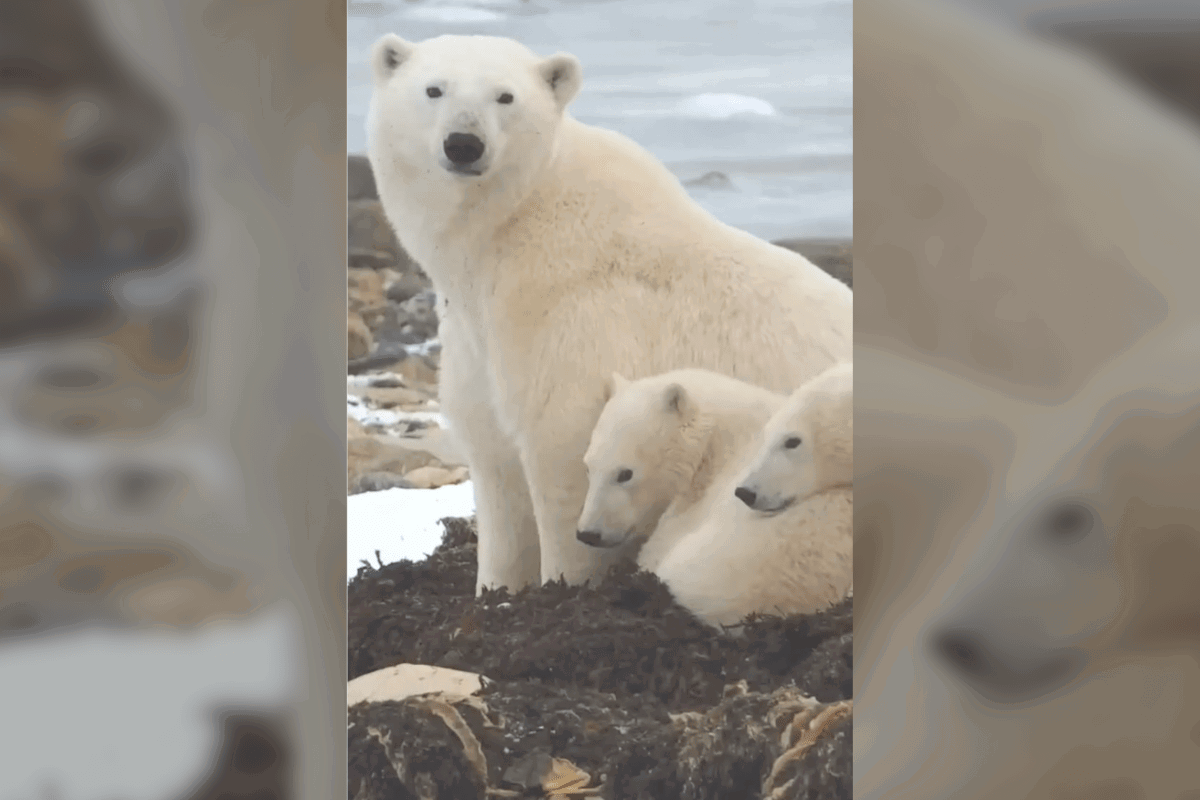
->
[348, 517, 852, 800]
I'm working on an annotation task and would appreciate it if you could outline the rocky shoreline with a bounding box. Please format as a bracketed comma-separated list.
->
[345, 155, 853, 799]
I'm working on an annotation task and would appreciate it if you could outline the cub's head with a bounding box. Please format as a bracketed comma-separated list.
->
[367, 34, 580, 184]
[736, 362, 853, 514]
[577, 373, 705, 550]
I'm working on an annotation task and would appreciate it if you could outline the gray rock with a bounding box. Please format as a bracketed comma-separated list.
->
[349, 472, 414, 495]
[684, 170, 737, 191]
[385, 272, 430, 305]
[348, 154, 378, 200]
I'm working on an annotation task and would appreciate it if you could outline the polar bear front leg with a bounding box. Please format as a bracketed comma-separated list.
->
[438, 342, 540, 595]
[518, 412, 626, 586]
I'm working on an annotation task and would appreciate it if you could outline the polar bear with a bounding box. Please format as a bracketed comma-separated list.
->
[734, 361, 853, 514]
[366, 34, 853, 594]
[654, 363, 853, 628]
[576, 369, 786, 572]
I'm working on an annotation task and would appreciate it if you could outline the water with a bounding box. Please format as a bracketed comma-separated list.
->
[348, 0, 852, 242]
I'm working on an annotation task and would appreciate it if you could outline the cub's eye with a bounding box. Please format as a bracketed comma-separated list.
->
[498, 92, 514, 104]
[784, 437, 802, 449]
[426, 86, 442, 98]
[1044, 501, 1095, 542]
[616, 468, 633, 484]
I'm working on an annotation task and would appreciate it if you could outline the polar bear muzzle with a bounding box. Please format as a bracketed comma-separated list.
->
[443, 132, 486, 175]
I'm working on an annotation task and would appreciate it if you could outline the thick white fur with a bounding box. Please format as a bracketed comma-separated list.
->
[736, 361, 853, 513]
[578, 369, 786, 572]
[655, 363, 854, 628]
[367, 34, 852, 593]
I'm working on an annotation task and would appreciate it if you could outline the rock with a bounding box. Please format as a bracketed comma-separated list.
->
[348, 267, 385, 315]
[347, 348, 408, 375]
[772, 238, 853, 289]
[348, 312, 373, 360]
[347, 247, 396, 272]
[364, 386, 430, 409]
[349, 472, 413, 495]
[384, 271, 429, 305]
[348, 200, 413, 271]
[347, 518, 853, 799]
[373, 290, 439, 347]
[392, 353, 439, 387]
[348, 435, 447, 484]
[348, 154, 377, 201]
[403, 465, 469, 490]
[684, 170, 737, 191]
[348, 663, 485, 707]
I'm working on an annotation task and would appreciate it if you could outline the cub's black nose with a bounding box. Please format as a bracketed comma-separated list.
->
[444, 132, 485, 165]
[931, 626, 1086, 704]
[734, 487, 757, 507]
[576, 529, 602, 546]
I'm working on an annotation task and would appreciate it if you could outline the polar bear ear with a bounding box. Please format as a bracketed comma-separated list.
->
[664, 383, 692, 417]
[537, 53, 582, 110]
[373, 34, 414, 83]
[606, 372, 630, 399]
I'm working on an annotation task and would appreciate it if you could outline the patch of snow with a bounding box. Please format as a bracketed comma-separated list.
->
[347, 481, 477, 581]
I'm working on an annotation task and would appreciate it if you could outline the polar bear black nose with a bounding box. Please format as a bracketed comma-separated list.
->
[734, 487, 757, 507]
[932, 625, 1086, 703]
[576, 529, 602, 546]
[444, 132, 485, 165]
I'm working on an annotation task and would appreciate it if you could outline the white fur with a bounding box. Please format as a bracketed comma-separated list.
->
[367, 34, 852, 593]
[736, 361, 853, 513]
[655, 363, 854, 628]
[578, 369, 786, 572]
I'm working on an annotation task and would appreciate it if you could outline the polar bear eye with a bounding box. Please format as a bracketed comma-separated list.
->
[426, 86, 442, 99]
[1043, 501, 1095, 542]
[498, 92, 514, 104]
[616, 468, 633, 484]
[784, 436, 802, 449]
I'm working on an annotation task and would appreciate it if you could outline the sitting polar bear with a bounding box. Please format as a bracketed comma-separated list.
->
[655, 363, 854, 628]
[366, 33, 853, 594]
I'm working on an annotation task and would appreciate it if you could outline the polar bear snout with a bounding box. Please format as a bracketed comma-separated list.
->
[930, 623, 1087, 704]
[576, 529, 602, 546]
[734, 486, 757, 507]
[443, 132, 486, 174]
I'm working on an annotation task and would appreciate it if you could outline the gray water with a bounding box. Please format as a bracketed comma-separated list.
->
[348, 0, 852, 242]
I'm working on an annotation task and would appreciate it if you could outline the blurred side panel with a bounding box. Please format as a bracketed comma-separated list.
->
[854, 0, 1200, 797]
[0, 1, 346, 799]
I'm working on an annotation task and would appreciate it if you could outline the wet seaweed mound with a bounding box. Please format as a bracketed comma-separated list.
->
[348, 517, 852, 800]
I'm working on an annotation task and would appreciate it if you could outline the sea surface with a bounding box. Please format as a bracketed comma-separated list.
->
[348, 0, 852, 241]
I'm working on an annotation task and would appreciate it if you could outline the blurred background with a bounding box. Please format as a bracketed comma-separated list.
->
[0, 1, 345, 798]
[854, 0, 1200, 797]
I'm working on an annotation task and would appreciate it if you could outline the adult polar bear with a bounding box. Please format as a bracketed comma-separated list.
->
[367, 34, 852, 593]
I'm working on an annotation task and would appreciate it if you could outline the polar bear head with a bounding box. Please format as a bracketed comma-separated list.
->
[736, 362, 853, 513]
[367, 33, 581, 188]
[576, 372, 711, 550]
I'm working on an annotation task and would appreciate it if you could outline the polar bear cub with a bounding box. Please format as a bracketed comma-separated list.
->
[577, 369, 787, 572]
[654, 363, 854, 628]
[735, 361, 853, 513]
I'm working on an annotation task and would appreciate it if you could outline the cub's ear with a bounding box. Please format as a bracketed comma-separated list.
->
[373, 34, 414, 83]
[664, 383, 692, 417]
[537, 53, 582, 110]
[603, 372, 629, 403]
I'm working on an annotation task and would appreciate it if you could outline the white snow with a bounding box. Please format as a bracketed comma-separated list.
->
[347, 481, 477, 581]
